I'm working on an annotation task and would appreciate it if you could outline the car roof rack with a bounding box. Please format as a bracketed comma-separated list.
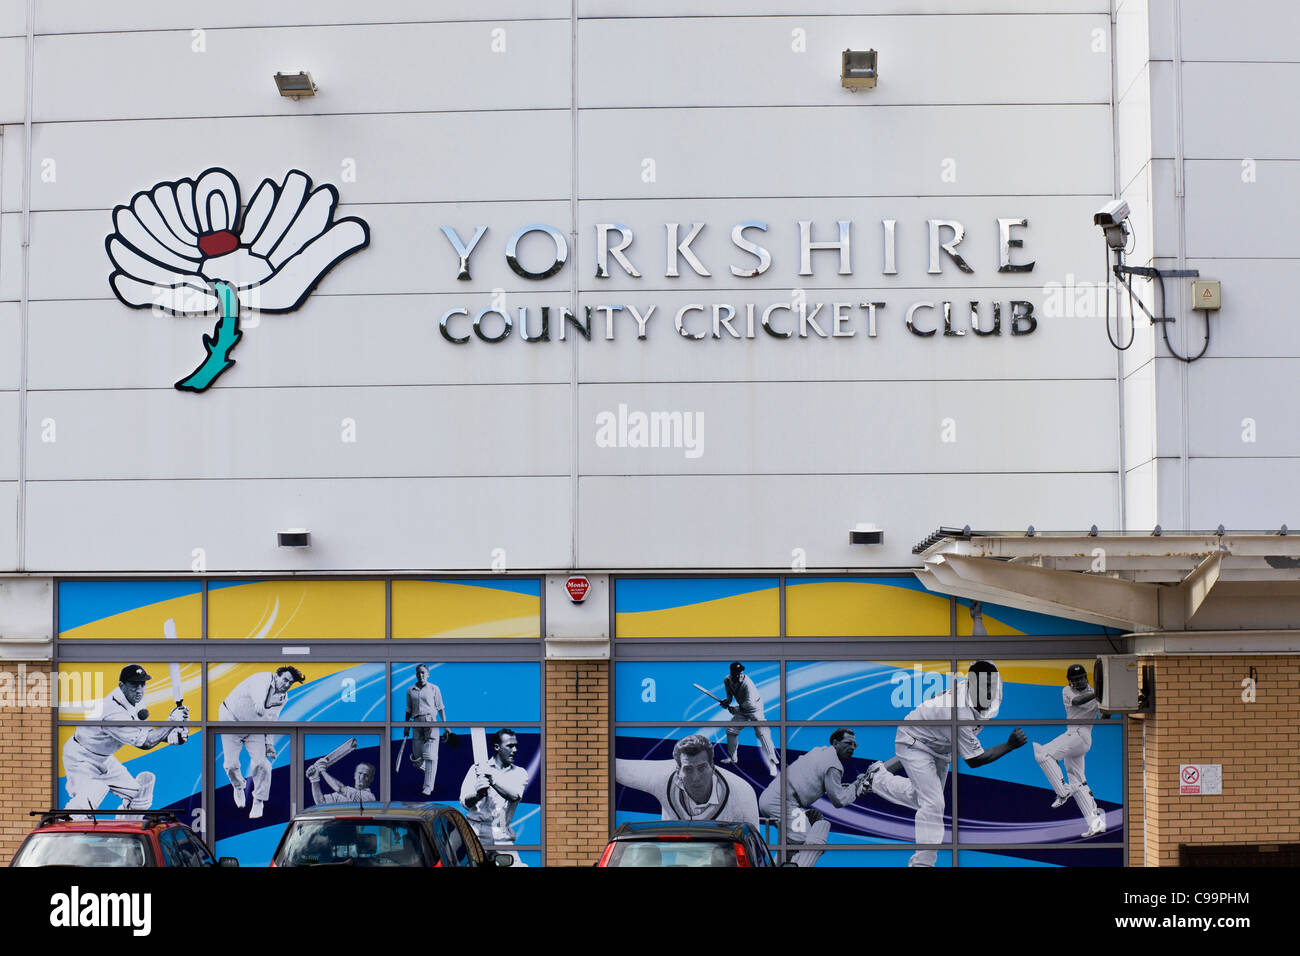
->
[31, 809, 178, 829]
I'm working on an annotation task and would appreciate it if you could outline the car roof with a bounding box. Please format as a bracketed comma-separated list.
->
[32, 822, 163, 834]
[290, 802, 455, 822]
[611, 820, 756, 841]
[31, 810, 185, 833]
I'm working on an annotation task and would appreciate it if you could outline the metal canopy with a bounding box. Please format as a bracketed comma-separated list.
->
[911, 532, 1300, 636]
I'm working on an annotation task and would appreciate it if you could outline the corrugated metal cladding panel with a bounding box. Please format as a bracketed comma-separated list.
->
[578, 15, 1109, 107]
[578, 106, 1112, 200]
[26, 385, 573, 480]
[578, 2, 1110, 16]
[576, 380, 1118, 475]
[26, 116, 571, 211]
[32, 22, 571, 121]
[36, 2, 571, 32]
[0, 38, 24, 124]
[577, 472, 1117, 569]
[24, 476, 573, 572]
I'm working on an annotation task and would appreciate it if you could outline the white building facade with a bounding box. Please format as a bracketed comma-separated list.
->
[0, 1, 1295, 867]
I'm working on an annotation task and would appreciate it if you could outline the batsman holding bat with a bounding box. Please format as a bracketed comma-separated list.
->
[460, 728, 529, 865]
[307, 739, 376, 805]
[62, 664, 189, 817]
[403, 664, 449, 796]
[718, 662, 779, 777]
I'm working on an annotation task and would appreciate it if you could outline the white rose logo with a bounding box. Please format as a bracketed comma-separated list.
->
[106, 166, 370, 391]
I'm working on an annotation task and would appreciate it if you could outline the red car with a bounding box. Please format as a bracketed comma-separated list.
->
[595, 821, 781, 867]
[9, 810, 237, 868]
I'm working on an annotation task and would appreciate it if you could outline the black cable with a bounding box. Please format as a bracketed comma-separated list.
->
[1104, 246, 1135, 350]
[1155, 268, 1211, 362]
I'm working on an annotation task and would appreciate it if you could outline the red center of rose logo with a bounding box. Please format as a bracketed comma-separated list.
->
[198, 230, 240, 257]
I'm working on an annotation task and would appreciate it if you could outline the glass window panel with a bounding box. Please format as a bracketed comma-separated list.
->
[786, 725, 940, 848]
[955, 657, 1115, 722]
[803, 848, 952, 868]
[208, 663, 384, 722]
[615, 578, 779, 638]
[955, 598, 1110, 637]
[785, 660, 953, 721]
[959, 848, 1124, 867]
[304, 733, 380, 807]
[956, 723, 1123, 846]
[208, 579, 384, 639]
[213, 731, 292, 866]
[390, 726, 541, 851]
[786, 577, 951, 637]
[614, 726, 776, 839]
[390, 662, 539, 724]
[392, 579, 541, 639]
[56, 661, 199, 722]
[614, 660, 780, 724]
[58, 580, 201, 640]
[58, 724, 203, 829]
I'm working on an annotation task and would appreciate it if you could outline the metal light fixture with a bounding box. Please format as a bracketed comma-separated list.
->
[278, 528, 311, 548]
[274, 72, 317, 99]
[841, 50, 877, 91]
[849, 523, 884, 545]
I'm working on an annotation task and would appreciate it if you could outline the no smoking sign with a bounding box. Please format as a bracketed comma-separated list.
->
[1179, 763, 1222, 796]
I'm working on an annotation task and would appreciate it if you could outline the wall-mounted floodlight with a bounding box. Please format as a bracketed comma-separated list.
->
[850, 523, 884, 545]
[274, 72, 317, 99]
[278, 528, 311, 548]
[842, 50, 877, 91]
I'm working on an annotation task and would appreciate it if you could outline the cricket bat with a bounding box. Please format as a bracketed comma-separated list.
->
[394, 737, 407, 772]
[164, 618, 183, 707]
[315, 736, 358, 771]
[691, 682, 727, 706]
[471, 727, 488, 766]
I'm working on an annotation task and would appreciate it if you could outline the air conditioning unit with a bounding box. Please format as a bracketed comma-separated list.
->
[1094, 655, 1143, 713]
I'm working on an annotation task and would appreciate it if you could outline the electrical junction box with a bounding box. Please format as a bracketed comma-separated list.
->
[1192, 280, 1221, 311]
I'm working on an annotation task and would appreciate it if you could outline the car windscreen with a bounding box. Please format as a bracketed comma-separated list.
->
[606, 840, 737, 867]
[276, 820, 433, 867]
[11, 832, 151, 867]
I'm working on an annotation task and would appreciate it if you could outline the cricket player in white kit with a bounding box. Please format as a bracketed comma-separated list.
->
[460, 729, 531, 864]
[218, 665, 305, 820]
[758, 727, 867, 867]
[720, 662, 779, 777]
[1034, 664, 1106, 838]
[865, 661, 1026, 867]
[616, 733, 760, 828]
[62, 665, 189, 816]
[310, 762, 377, 805]
[404, 665, 447, 796]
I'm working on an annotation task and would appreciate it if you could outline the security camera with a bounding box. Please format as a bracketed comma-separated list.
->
[1093, 200, 1130, 227]
[1093, 200, 1131, 251]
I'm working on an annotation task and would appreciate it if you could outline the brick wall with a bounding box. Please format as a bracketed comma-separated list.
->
[0, 662, 53, 860]
[1126, 713, 1144, 866]
[1140, 655, 1300, 866]
[544, 659, 610, 865]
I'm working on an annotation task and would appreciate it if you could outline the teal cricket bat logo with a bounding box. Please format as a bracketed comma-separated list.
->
[105, 167, 370, 392]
